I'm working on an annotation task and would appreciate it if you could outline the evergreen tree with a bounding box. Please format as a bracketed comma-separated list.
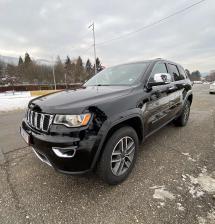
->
[75, 56, 86, 82]
[95, 57, 103, 72]
[0, 60, 6, 77]
[23, 53, 33, 82]
[64, 56, 74, 83]
[65, 56, 71, 67]
[190, 70, 201, 81]
[24, 52, 32, 65]
[18, 56, 24, 66]
[17, 56, 24, 80]
[85, 59, 93, 79]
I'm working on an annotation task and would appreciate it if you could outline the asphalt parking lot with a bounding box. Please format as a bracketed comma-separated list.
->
[0, 84, 214, 224]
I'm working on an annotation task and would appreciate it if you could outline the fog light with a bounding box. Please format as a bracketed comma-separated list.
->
[52, 147, 76, 158]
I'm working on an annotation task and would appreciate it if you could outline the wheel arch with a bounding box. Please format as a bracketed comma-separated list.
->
[92, 115, 144, 170]
[187, 93, 193, 104]
[184, 90, 193, 106]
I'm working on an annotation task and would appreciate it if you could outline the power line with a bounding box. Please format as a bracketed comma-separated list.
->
[96, 0, 207, 47]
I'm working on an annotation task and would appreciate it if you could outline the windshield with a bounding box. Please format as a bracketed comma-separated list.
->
[84, 62, 149, 86]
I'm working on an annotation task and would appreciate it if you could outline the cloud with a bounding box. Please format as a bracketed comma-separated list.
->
[0, 0, 214, 71]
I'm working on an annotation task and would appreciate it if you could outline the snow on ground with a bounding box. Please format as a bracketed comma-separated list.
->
[182, 166, 215, 198]
[150, 185, 175, 201]
[198, 209, 215, 224]
[176, 203, 185, 211]
[181, 152, 197, 162]
[0, 91, 36, 112]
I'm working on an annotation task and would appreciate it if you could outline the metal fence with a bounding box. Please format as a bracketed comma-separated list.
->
[0, 83, 82, 92]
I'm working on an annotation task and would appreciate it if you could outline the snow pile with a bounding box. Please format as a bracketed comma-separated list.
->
[0, 91, 36, 112]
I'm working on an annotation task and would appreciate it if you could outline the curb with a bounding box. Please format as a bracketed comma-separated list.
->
[30, 90, 60, 97]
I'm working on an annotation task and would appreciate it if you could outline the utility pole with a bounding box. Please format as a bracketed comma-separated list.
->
[88, 22, 97, 75]
[52, 56, 57, 90]
[64, 73, 67, 89]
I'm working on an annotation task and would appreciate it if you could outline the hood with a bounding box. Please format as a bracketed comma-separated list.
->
[29, 85, 133, 114]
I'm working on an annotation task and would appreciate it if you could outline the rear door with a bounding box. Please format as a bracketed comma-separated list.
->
[167, 63, 186, 116]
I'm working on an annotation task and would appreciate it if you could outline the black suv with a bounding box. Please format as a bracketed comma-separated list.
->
[20, 59, 192, 185]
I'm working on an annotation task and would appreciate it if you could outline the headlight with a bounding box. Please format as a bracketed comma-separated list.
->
[54, 113, 91, 127]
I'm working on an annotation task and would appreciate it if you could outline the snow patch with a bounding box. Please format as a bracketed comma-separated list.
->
[181, 152, 196, 162]
[182, 168, 215, 198]
[188, 185, 204, 198]
[150, 186, 175, 201]
[0, 92, 35, 111]
[177, 203, 185, 211]
[197, 174, 215, 193]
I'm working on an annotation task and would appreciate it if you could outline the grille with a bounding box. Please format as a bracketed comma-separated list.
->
[26, 109, 54, 132]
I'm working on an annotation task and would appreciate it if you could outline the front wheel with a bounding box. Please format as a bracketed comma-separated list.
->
[97, 126, 138, 185]
[173, 100, 191, 127]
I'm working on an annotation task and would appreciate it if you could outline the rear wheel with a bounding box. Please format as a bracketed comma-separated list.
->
[173, 100, 191, 126]
[97, 126, 138, 185]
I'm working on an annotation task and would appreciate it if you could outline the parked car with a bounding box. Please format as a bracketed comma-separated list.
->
[209, 82, 215, 94]
[193, 81, 203, 84]
[20, 59, 193, 185]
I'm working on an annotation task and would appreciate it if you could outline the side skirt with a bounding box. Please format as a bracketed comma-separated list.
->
[144, 116, 177, 140]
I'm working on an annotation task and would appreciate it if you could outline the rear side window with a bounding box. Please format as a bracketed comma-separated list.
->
[168, 64, 183, 81]
[178, 66, 187, 79]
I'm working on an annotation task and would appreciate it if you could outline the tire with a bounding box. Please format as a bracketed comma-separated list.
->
[97, 126, 138, 185]
[173, 100, 191, 127]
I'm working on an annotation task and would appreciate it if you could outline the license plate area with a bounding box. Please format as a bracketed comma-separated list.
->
[20, 127, 30, 144]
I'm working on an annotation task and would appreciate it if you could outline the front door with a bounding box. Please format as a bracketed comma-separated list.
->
[143, 62, 176, 135]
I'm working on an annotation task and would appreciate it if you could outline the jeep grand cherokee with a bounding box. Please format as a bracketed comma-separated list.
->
[20, 59, 193, 185]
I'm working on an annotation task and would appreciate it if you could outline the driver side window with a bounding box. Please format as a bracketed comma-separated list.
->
[149, 63, 169, 82]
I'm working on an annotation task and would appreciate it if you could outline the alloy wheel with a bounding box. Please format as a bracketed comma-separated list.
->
[183, 102, 190, 122]
[110, 136, 135, 176]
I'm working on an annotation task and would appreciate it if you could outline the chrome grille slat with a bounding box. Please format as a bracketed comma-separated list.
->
[26, 109, 53, 132]
[40, 114, 44, 130]
[32, 112, 35, 127]
[34, 112, 38, 128]
[30, 110, 33, 125]
[27, 109, 30, 122]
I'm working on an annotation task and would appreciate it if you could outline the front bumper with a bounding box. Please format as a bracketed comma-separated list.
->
[21, 119, 99, 174]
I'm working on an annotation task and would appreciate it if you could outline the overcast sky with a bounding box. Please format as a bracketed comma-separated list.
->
[0, 0, 214, 72]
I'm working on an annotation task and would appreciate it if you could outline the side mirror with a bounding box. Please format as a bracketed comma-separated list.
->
[148, 73, 172, 88]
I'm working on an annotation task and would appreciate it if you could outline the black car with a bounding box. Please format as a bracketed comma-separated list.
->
[20, 59, 193, 185]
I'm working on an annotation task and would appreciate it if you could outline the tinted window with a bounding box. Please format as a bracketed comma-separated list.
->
[149, 63, 168, 82]
[168, 64, 182, 81]
[178, 66, 187, 79]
